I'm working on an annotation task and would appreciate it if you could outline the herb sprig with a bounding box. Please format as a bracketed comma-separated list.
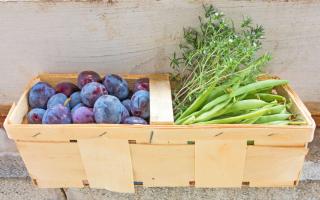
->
[170, 5, 271, 119]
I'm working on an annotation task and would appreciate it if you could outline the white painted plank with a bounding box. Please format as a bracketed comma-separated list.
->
[0, 0, 319, 103]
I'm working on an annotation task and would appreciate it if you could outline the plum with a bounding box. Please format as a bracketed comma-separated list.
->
[134, 78, 149, 92]
[120, 105, 130, 123]
[93, 95, 126, 124]
[69, 92, 81, 108]
[42, 104, 72, 124]
[47, 93, 68, 109]
[103, 74, 129, 100]
[131, 90, 150, 119]
[28, 82, 55, 109]
[77, 71, 101, 89]
[81, 82, 108, 107]
[121, 99, 132, 115]
[27, 108, 46, 124]
[55, 82, 79, 97]
[123, 116, 147, 124]
[71, 103, 84, 114]
[72, 106, 94, 124]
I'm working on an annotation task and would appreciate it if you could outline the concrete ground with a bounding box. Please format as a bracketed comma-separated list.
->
[0, 129, 319, 200]
[0, 178, 319, 200]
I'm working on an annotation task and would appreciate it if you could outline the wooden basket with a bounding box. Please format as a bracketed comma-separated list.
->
[4, 73, 315, 193]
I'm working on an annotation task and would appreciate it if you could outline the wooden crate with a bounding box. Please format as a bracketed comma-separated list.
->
[4, 73, 315, 193]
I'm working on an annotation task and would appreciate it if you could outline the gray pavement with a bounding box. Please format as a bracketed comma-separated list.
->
[0, 178, 320, 200]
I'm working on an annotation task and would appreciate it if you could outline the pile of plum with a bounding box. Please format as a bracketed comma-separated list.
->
[27, 71, 150, 124]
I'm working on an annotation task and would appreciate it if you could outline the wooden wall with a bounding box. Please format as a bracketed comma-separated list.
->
[0, 0, 319, 104]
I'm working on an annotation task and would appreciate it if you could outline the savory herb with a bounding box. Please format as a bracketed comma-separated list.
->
[170, 5, 271, 120]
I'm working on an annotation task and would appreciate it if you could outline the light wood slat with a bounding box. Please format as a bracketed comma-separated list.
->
[149, 74, 174, 125]
[16, 142, 86, 188]
[195, 140, 247, 188]
[243, 146, 308, 187]
[78, 138, 134, 193]
[130, 144, 194, 187]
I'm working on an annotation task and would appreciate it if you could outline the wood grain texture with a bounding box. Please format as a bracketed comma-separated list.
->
[243, 146, 308, 187]
[149, 74, 174, 125]
[0, 0, 319, 104]
[195, 140, 247, 188]
[130, 144, 194, 187]
[78, 138, 135, 193]
[16, 141, 87, 188]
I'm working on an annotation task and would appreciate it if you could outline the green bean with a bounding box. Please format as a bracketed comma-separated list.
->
[177, 82, 216, 120]
[262, 120, 306, 125]
[193, 99, 268, 123]
[185, 100, 231, 124]
[196, 105, 276, 125]
[177, 76, 243, 121]
[241, 117, 259, 124]
[254, 113, 291, 124]
[224, 99, 269, 115]
[199, 80, 288, 115]
[262, 104, 286, 115]
[206, 85, 227, 103]
[246, 93, 286, 103]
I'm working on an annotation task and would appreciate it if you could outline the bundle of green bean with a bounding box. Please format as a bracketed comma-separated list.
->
[175, 79, 305, 125]
[171, 5, 305, 125]
[170, 5, 271, 120]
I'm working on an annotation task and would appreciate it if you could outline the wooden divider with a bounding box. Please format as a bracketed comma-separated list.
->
[149, 74, 174, 125]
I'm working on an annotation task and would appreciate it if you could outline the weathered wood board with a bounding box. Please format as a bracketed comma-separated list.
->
[0, 0, 319, 104]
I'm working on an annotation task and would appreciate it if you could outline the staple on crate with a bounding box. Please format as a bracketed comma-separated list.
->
[32, 179, 38, 186]
[99, 132, 108, 137]
[149, 131, 154, 144]
[214, 132, 223, 137]
[134, 181, 143, 186]
[69, 140, 77, 143]
[247, 140, 255, 145]
[128, 140, 136, 144]
[187, 141, 195, 145]
[32, 132, 41, 137]
[242, 182, 250, 187]
[82, 180, 90, 187]
[189, 181, 195, 187]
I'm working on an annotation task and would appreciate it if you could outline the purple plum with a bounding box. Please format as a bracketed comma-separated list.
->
[123, 116, 147, 124]
[69, 91, 81, 108]
[131, 90, 150, 119]
[71, 103, 84, 114]
[27, 108, 46, 124]
[55, 82, 79, 97]
[42, 104, 72, 124]
[80, 82, 108, 107]
[121, 99, 132, 115]
[120, 105, 130, 123]
[28, 82, 55, 109]
[72, 106, 94, 124]
[93, 95, 126, 124]
[134, 78, 149, 92]
[77, 71, 101, 89]
[103, 74, 129, 100]
[47, 93, 68, 109]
